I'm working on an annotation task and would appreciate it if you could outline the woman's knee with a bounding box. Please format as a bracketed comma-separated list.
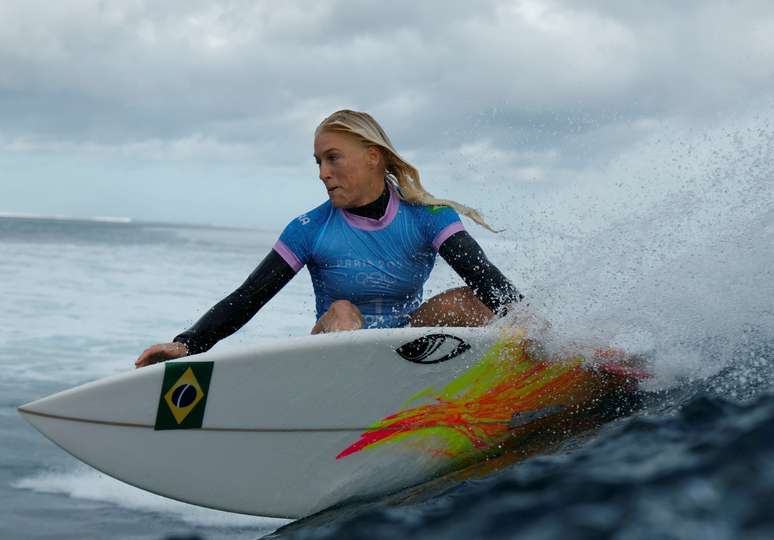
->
[328, 300, 360, 316]
[312, 300, 364, 334]
[410, 287, 493, 327]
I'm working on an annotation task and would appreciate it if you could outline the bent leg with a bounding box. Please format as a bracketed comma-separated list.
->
[409, 286, 493, 327]
[311, 300, 365, 334]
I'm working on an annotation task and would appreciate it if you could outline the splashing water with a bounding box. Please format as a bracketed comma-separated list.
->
[490, 104, 774, 393]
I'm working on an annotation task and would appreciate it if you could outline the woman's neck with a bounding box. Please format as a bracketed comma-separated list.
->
[346, 183, 390, 219]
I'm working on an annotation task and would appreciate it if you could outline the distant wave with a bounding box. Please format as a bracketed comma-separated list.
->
[0, 212, 132, 224]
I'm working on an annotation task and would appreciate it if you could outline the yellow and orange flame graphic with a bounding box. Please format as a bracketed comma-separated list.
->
[337, 334, 646, 461]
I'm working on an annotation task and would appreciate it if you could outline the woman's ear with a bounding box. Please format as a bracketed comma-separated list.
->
[366, 146, 384, 169]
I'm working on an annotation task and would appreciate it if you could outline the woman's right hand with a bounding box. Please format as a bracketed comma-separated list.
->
[135, 342, 189, 369]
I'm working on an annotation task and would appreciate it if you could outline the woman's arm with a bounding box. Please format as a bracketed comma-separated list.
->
[438, 230, 523, 316]
[173, 250, 296, 354]
[135, 250, 295, 367]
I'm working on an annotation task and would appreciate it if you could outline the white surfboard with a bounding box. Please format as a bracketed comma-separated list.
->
[18, 327, 645, 518]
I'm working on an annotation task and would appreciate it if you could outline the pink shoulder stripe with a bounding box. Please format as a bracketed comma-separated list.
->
[273, 240, 304, 272]
[432, 221, 465, 251]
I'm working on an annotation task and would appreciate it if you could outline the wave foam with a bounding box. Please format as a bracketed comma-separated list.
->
[12, 466, 290, 532]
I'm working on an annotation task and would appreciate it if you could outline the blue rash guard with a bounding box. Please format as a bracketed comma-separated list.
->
[273, 187, 464, 328]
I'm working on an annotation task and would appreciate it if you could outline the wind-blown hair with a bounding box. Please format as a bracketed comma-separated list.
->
[316, 109, 497, 232]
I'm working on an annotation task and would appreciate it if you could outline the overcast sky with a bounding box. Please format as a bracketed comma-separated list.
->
[1, 0, 773, 229]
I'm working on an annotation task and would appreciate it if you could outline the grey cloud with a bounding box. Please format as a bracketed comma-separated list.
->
[1, 0, 772, 182]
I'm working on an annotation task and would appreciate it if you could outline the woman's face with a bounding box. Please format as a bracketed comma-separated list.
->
[314, 130, 383, 208]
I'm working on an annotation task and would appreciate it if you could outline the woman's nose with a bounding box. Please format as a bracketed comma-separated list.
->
[319, 163, 331, 182]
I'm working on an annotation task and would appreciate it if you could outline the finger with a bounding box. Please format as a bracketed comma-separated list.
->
[135, 349, 159, 368]
[135, 356, 153, 368]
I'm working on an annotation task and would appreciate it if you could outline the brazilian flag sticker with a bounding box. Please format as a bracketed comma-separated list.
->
[154, 361, 214, 430]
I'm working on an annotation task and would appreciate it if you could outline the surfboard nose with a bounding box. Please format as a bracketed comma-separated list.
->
[17, 397, 53, 424]
[17, 402, 39, 428]
[17, 365, 165, 431]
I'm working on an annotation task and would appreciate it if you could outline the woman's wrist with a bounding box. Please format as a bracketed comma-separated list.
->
[171, 339, 190, 356]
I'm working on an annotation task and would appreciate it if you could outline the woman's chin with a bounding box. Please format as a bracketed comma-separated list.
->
[328, 195, 349, 208]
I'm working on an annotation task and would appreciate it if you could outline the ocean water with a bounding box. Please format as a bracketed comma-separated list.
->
[0, 218, 300, 539]
[2, 109, 773, 539]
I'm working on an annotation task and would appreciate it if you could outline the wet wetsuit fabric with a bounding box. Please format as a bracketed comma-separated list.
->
[173, 249, 295, 355]
[438, 231, 524, 315]
[174, 188, 522, 354]
[274, 186, 463, 328]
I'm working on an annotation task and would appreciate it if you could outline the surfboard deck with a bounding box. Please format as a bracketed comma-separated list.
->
[18, 327, 647, 518]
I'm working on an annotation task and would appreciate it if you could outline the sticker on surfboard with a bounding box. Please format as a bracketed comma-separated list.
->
[154, 362, 214, 430]
[395, 334, 470, 364]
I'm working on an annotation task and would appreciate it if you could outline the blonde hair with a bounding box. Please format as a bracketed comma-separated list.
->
[316, 109, 497, 232]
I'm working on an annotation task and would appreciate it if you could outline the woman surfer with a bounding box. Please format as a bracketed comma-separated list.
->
[136, 110, 523, 368]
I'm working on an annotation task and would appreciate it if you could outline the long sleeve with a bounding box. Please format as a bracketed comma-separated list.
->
[173, 249, 296, 354]
[438, 230, 524, 315]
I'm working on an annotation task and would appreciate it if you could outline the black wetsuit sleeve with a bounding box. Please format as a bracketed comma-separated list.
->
[438, 230, 524, 316]
[172, 250, 296, 355]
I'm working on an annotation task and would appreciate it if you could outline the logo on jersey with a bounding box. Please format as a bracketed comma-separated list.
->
[427, 205, 449, 214]
[154, 362, 214, 430]
[298, 214, 311, 225]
